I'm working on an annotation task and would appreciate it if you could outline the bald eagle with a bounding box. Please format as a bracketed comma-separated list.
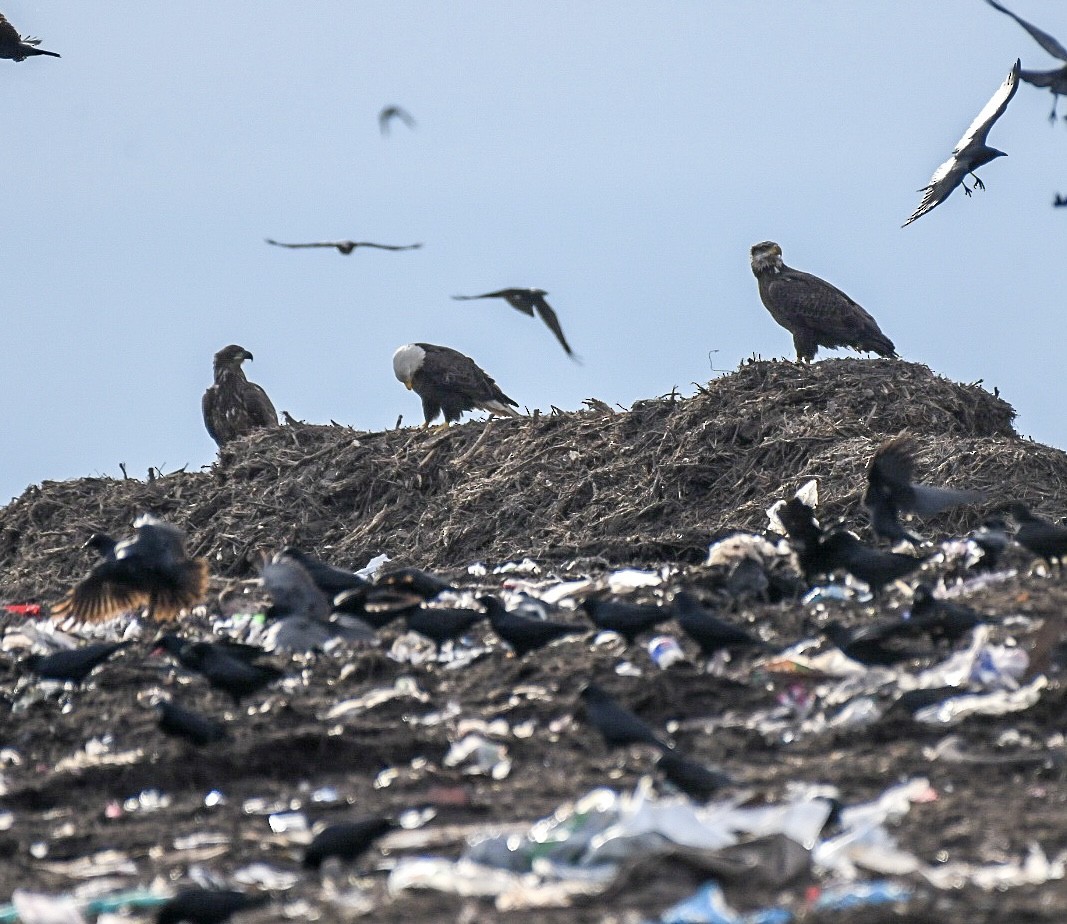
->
[51, 514, 210, 623]
[393, 343, 521, 427]
[202, 345, 279, 447]
[749, 241, 896, 362]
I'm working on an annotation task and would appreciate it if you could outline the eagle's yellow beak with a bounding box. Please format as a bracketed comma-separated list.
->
[404, 380, 413, 391]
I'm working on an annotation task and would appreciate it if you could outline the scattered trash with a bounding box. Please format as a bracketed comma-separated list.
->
[913, 675, 1047, 725]
[648, 636, 686, 670]
[443, 735, 511, 780]
[607, 569, 664, 592]
[356, 553, 391, 580]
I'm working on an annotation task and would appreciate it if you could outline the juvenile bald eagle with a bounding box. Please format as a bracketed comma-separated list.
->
[452, 288, 579, 360]
[202, 345, 279, 447]
[903, 60, 1019, 227]
[749, 241, 896, 362]
[392, 343, 521, 427]
[0, 13, 60, 61]
[51, 514, 210, 623]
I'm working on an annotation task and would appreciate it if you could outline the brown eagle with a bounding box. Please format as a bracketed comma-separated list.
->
[202, 344, 279, 447]
[392, 342, 521, 427]
[749, 241, 896, 362]
[51, 514, 210, 623]
[0, 12, 60, 61]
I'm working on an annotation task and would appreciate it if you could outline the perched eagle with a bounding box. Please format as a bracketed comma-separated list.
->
[0, 12, 60, 61]
[265, 238, 421, 255]
[903, 60, 1019, 227]
[985, 1, 1067, 122]
[51, 514, 210, 623]
[202, 344, 279, 447]
[451, 288, 579, 360]
[392, 342, 521, 427]
[749, 241, 896, 362]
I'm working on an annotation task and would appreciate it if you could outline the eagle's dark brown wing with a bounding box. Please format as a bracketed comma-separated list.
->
[202, 377, 277, 446]
[0, 14, 22, 48]
[761, 269, 894, 357]
[530, 293, 577, 358]
[416, 344, 519, 415]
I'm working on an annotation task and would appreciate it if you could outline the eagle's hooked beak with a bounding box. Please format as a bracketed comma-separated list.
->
[404, 379, 413, 391]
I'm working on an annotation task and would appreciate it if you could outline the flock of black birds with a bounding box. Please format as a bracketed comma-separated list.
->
[5, 6, 1067, 920]
[15, 426, 1067, 919]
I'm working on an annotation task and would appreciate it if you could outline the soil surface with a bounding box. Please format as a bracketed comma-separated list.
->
[2, 360, 1067, 923]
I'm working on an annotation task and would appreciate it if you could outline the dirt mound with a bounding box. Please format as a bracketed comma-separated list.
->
[0, 358, 1061, 605]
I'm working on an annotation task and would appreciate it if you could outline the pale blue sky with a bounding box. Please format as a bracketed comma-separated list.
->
[2, 2, 1063, 503]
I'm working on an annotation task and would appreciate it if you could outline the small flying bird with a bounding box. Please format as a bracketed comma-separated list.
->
[864, 436, 986, 543]
[157, 700, 229, 746]
[202, 345, 278, 448]
[393, 342, 521, 427]
[304, 817, 396, 869]
[156, 888, 268, 924]
[749, 241, 896, 362]
[379, 104, 416, 135]
[903, 59, 1020, 227]
[985, 1, 1067, 122]
[265, 238, 421, 255]
[1003, 502, 1067, 561]
[23, 641, 128, 686]
[579, 683, 672, 752]
[1055, 194, 1067, 207]
[579, 598, 673, 645]
[0, 13, 60, 61]
[452, 289, 579, 360]
[51, 514, 210, 623]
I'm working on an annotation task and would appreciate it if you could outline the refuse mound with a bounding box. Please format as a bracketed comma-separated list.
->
[0, 357, 1059, 605]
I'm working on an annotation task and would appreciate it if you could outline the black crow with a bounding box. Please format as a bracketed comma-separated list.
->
[23, 641, 128, 685]
[656, 750, 732, 802]
[579, 598, 672, 645]
[405, 606, 486, 652]
[579, 683, 671, 752]
[1004, 502, 1067, 561]
[820, 531, 924, 592]
[157, 700, 229, 746]
[673, 591, 767, 659]
[452, 288, 579, 360]
[156, 888, 268, 924]
[480, 595, 587, 656]
[304, 817, 395, 869]
[278, 547, 369, 598]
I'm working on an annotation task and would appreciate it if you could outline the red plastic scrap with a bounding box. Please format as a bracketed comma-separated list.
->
[4, 604, 41, 616]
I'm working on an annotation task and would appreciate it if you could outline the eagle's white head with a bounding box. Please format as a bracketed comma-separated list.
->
[392, 343, 426, 390]
[749, 241, 783, 276]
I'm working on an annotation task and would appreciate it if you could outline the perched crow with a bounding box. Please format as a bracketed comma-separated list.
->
[579, 598, 672, 645]
[261, 554, 330, 622]
[156, 636, 282, 704]
[673, 591, 767, 659]
[864, 436, 985, 542]
[405, 607, 486, 652]
[278, 547, 369, 598]
[52, 514, 210, 623]
[157, 700, 228, 746]
[304, 817, 395, 869]
[822, 621, 925, 668]
[480, 595, 587, 656]
[156, 887, 268, 924]
[377, 567, 454, 600]
[332, 585, 422, 629]
[906, 585, 985, 643]
[579, 683, 671, 752]
[656, 750, 732, 802]
[1004, 502, 1067, 561]
[23, 641, 128, 685]
[819, 531, 924, 592]
[452, 288, 579, 360]
[970, 517, 1012, 570]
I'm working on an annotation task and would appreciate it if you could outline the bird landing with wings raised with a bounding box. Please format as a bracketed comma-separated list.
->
[903, 60, 1020, 227]
[452, 288, 579, 361]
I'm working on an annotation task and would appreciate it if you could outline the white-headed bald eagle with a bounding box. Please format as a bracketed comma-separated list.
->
[202, 345, 279, 447]
[393, 343, 521, 427]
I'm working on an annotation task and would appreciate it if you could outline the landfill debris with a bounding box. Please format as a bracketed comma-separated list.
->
[443, 735, 512, 779]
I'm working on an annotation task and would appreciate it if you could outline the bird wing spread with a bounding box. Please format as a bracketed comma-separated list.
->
[531, 294, 576, 356]
[987, 1, 1067, 62]
[954, 59, 1019, 152]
